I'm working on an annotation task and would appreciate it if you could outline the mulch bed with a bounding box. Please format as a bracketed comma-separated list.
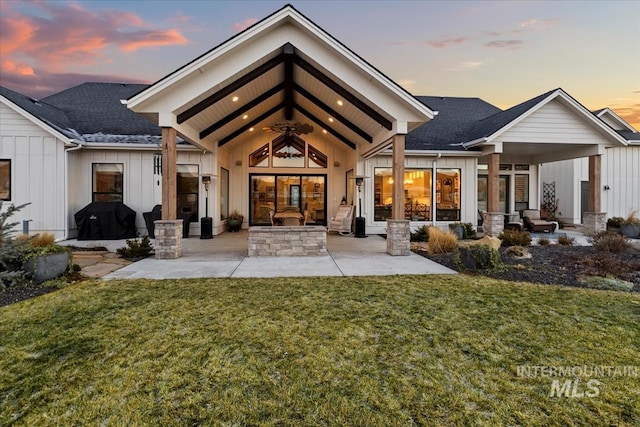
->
[417, 244, 640, 291]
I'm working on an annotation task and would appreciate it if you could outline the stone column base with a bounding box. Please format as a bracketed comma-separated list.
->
[154, 220, 183, 259]
[387, 220, 410, 256]
[583, 212, 606, 234]
[483, 212, 505, 237]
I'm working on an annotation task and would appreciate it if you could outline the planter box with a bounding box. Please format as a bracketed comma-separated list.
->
[620, 224, 640, 239]
[24, 252, 71, 283]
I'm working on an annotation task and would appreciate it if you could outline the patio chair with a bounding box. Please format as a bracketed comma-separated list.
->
[282, 216, 302, 226]
[327, 205, 354, 235]
[269, 210, 275, 226]
[521, 209, 556, 233]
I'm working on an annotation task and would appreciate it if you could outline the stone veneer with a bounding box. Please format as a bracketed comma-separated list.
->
[248, 226, 327, 256]
[386, 219, 410, 256]
[483, 212, 505, 237]
[583, 212, 606, 234]
[154, 220, 183, 259]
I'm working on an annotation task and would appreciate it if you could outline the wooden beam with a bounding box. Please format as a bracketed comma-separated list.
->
[177, 53, 284, 124]
[200, 83, 284, 139]
[392, 134, 405, 220]
[294, 103, 356, 149]
[218, 103, 284, 147]
[294, 83, 373, 143]
[487, 153, 500, 212]
[293, 54, 393, 130]
[588, 154, 601, 212]
[283, 43, 294, 121]
[161, 127, 177, 220]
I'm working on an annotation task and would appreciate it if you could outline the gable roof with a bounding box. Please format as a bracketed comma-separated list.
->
[0, 85, 81, 141]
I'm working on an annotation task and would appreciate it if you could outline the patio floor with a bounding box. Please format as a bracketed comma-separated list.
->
[62, 231, 457, 279]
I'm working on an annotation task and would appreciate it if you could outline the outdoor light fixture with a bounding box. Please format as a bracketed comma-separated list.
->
[350, 175, 369, 238]
[604, 185, 611, 190]
[200, 174, 216, 239]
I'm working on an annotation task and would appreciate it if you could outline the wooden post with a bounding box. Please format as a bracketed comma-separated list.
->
[161, 127, 177, 220]
[392, 134, 405, 220]
[487, 153, 500, 213]
[588, 154, 601, 212]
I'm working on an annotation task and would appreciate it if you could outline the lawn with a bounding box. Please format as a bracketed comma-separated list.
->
[1, 276, 639, 426]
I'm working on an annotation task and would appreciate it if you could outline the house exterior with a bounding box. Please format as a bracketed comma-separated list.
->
[1, 5, 633, 256]
[541, 108, 640, 224]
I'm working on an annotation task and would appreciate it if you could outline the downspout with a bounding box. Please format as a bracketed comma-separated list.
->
[59, 141, 84, 241]
[432, 153, 441, 226]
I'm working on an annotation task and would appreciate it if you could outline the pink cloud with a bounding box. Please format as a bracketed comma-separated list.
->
[233, 18, 258, 32]
[426, 37, 470, 49]
[0, 1, 188, 93]
[484, 40, 524, 50]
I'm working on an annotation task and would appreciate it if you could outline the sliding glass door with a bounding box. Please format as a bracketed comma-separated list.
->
[249, 174, 326, 225]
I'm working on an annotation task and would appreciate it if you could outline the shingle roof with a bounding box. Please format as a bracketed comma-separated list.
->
[0, 85, 81, 140]
[41, 83, 160, 140]
[406, 96, 502, 151]
[618, 130, 640, 142]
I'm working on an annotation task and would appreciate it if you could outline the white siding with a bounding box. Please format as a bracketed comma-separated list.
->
[68, 148, 215, 237]
[0, 103, 67, 239]
[500, 100, 606, 145]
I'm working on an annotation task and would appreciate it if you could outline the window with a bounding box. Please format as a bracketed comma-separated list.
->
[436, 169, 461, 221]
[249, 144, 269, 167]
[0, 160, 10, 201]
[515, 174, 529, 211]
[177, 165, 199, 223]
[93, 163, 123, 202]
[248, 137, 327, 169]
[374, 168, 432, 221]
[220, 167, 229, 220]
[308, 144, 327, 168]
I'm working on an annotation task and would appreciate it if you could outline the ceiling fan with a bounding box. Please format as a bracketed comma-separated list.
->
[262, 122, 313, 135]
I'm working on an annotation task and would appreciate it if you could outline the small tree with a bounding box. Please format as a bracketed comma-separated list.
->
[0, 202, 31, 290]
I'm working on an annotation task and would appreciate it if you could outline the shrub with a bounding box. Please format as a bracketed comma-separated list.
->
[29, 232, 56, 247]
[0, 202, 31, 290]
[426, 227, 458, 255]
[455, 245, 502, 270]
[462, 222, 476, 239]
[410, 225, 430, 242]
[117, 236, 154, 259]
[537, 237, 550, 246]
[499, 229, 532, 247]
[588, 230, 632, 253]
[607, 216, 624, 229]
[558, 235, 575, 246]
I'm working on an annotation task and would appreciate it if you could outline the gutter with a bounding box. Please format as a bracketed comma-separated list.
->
[59, 140, 84, 242]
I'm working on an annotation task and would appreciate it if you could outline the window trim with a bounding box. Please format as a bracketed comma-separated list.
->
[92, 163, 124, 202]
[0, 159, 11, 201]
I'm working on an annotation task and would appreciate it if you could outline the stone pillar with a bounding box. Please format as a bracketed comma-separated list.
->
[386, 219, 410, 256]
[583, 212, 606, 234]
[155, 220, 183, 259]
[483, 212, 505, 237]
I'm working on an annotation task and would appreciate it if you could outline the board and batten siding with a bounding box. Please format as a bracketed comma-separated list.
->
[68, 149, 214, 237]
[365, 154, 477, 234]
[0, 102, 67, 239]
[541, 145, 640, 224]
[500, 99, 607, 145]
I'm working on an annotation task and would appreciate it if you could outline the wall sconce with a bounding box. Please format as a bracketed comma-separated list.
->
[235, 160, 242, 166]
[604, 185, 611, 190]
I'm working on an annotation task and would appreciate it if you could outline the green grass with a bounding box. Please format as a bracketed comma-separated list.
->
[1, 276, 639, 426]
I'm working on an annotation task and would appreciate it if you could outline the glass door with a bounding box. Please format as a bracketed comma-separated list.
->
[477, 175, 510, 213]
[302, 176, 325, 225]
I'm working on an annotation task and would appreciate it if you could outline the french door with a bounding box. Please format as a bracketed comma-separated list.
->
[249, 174, 326, 225]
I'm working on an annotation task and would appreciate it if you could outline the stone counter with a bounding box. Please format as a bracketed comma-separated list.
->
[248, 226, 327, 256]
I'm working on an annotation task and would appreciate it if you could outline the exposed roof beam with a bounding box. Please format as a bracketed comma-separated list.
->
[177, 53, 284, 124]
[294, 83, 372, 143]
[283, 43, 295, 121]
[218, 102, 284, 147]
[200, 82, 284, 139]
[293, 54, 393, 130]
[295, 103, 356, 149]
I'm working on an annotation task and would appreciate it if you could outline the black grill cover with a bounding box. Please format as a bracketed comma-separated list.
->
[74, 202, 137, 240]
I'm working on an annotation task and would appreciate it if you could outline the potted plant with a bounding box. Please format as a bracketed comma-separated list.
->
[227, 210, 244, 232]
[620, 211, 640, 239]
[22, 233, 71, 283]
[448, 222, 464, 240]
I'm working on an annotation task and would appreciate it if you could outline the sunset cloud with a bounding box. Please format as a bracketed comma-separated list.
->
[484, 40, 524, 50]
[427, 36, 470, 49]
[233, 18, 258, 32]
[0, 1, 187, 96]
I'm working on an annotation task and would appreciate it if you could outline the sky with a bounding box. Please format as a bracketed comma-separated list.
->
[1, 0, 639, 128]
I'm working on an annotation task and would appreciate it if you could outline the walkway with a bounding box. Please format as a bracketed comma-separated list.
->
[62, 231, 456, 279]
